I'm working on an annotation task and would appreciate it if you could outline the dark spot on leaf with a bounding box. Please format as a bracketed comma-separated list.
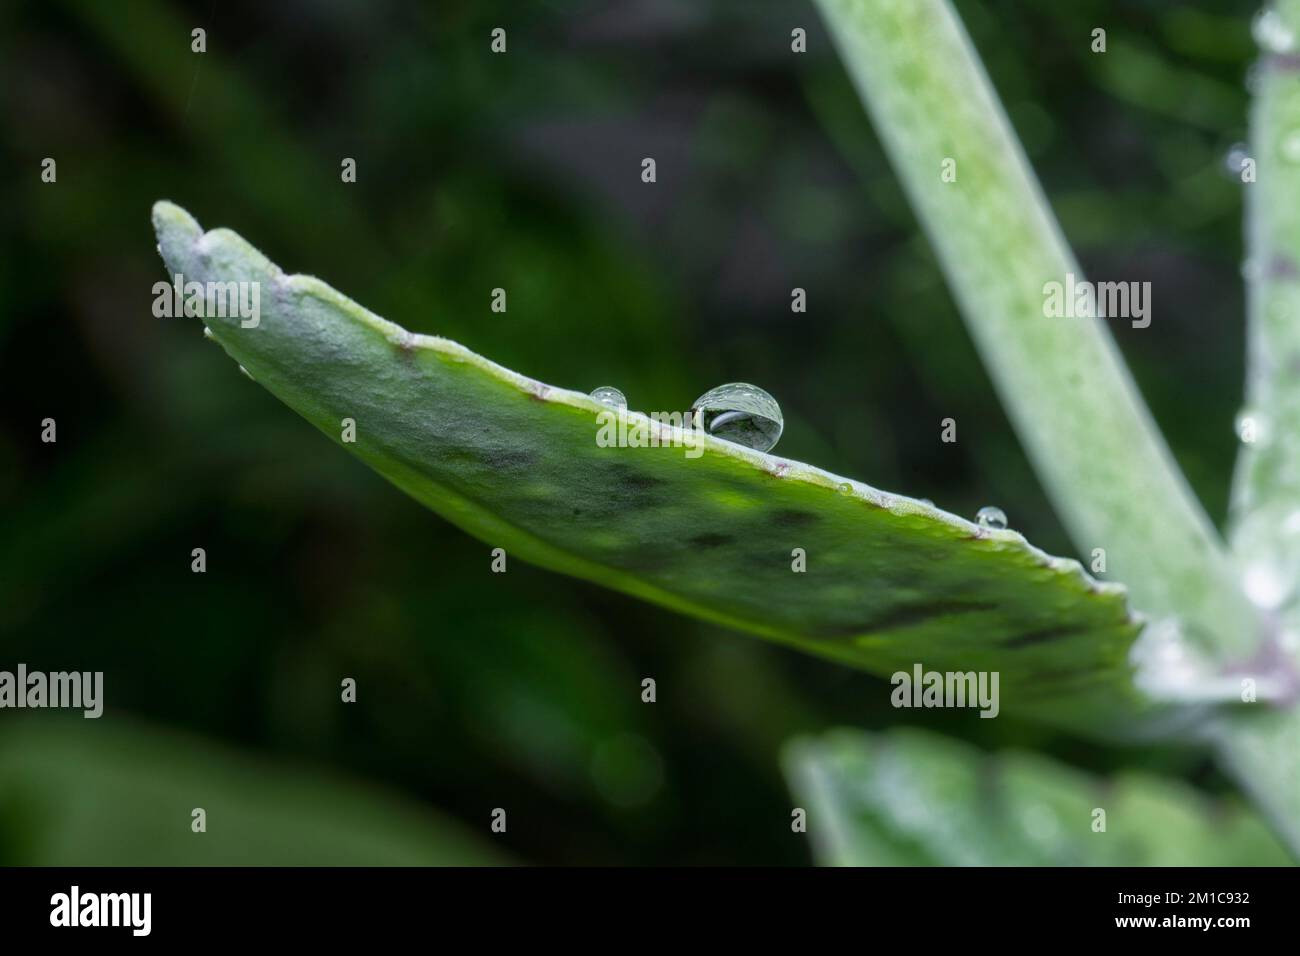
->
[771, 509, 817, 528]
[606, 463, 665, 491]
[690, 532, 733, 549]
[479, 447, 538, 470]
[819, 600, 1000, 638]
[1016, 667, 1112, 695]
[1003, 626, 1078, 649]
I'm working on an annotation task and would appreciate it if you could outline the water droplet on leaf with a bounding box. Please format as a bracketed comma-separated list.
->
[1224, 142, 1251, 178]
[1236, 410, 1266, 444]
[1244, 561, 1292, 609]
[589, 385, 626, 408]
[976, 506, 1007, 530]
[1236, 507, 1300, 610]
[690, 382, 783, 452]
[1253, 8, 1296, 53]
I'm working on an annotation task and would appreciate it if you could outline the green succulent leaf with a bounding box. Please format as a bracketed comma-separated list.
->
[784, 728, 1291, 866]
[153, 201, 1154, 735]
[0, 718, 506, 865]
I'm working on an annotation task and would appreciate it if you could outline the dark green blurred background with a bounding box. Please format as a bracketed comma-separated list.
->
[0, 0, 1263, 864]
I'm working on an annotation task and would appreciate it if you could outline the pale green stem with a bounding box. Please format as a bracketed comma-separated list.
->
[816, 0, 1257, 660]
[1215, 0, 1300, 859]
[1230, 1, 1300, 648]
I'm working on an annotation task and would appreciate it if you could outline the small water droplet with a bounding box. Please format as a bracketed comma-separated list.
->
[837, 482, 853, 495]
[1283, 130, 1300, 164]
[203, 327, 215, 341]
[1253, 8, 1296, 53]
[690, 382, 783, 452]
[976, 506, 1007, 530]
[1237, 507, 1300, 610]
[239, 365, 253, 380]
[1236, 409, 1266, 444]
[1224, 142, 1251, 178]
[1244, 560, 1291, 609]
[589, 385, 626, 408]
[155, 242, 162, 256]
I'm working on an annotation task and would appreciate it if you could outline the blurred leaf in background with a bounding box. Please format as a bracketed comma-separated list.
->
[785, 729, 1290, 866]
[0, 717, 507, 865]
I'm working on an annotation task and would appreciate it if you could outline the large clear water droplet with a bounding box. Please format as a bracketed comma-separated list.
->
[975, 506, 1007, 530]
[589, 385, 626, 408]
[690, 382, 783, 452]
[1253, 8, 1296, 53]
